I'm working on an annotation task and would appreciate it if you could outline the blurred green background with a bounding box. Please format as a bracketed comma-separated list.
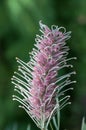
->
[0, 0, 86, 130]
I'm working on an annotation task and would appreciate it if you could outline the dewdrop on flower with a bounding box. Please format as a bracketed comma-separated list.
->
[11, 21, 76, 130]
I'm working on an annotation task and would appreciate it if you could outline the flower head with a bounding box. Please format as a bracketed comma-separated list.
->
[11, 21, 76, 130]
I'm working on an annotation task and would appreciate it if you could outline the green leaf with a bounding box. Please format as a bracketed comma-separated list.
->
[27, 124, 31, 130]
[81, 117, 86, 130]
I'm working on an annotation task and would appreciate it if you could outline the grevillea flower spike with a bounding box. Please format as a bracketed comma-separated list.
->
[11, 21, 76, 130]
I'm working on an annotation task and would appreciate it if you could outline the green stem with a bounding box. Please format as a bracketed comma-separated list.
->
[50, 122, 54, 130]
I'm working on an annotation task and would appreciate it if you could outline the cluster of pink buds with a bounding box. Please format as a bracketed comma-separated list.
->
[11, 21, 76, 130]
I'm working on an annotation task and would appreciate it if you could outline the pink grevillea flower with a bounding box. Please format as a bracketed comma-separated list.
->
[11, 21, 76, 130]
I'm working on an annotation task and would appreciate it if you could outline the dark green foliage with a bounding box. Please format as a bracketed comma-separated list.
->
[0, 0, 86, 130]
